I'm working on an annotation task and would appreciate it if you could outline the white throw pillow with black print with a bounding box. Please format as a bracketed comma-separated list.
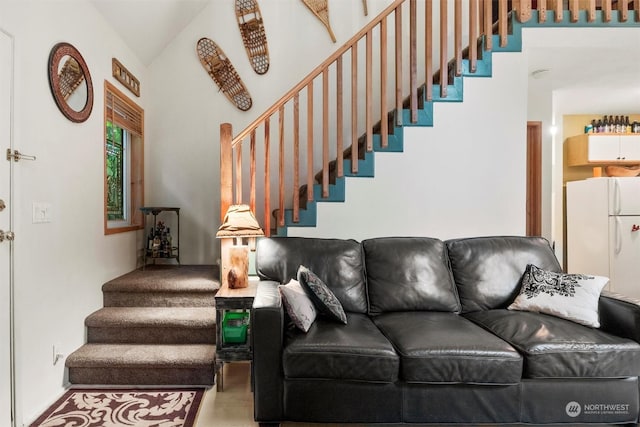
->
[508, 264, 609, 328]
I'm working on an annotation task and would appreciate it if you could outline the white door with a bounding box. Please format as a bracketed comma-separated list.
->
[0, 28, 14, 427]
[609, 216, 640, 299]
[607, 177, 640, 216]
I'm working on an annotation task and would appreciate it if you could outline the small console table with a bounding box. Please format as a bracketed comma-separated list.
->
[214, 277, 257, 391]
[140, 207, 180, 268]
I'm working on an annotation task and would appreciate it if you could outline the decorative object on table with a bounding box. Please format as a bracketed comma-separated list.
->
[362, 0, 368, 15]
[217, 204, 264, 288]
[222, 311, 250, 343]
[300, 0, 336, 42]
[29, 388, 204, 427]
[196, 38, 252, 111]
[112, 58, 140, 97]
[605, 164, 640, 177]
[48, 42, 93, 123]
[236, 0, 270, 75]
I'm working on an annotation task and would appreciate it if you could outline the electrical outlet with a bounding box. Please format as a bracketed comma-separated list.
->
[33, 202, 52, 223]
[52, 344, 64, 365]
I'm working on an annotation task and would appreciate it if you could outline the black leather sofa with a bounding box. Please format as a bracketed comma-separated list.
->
[251, 236, 640, 426]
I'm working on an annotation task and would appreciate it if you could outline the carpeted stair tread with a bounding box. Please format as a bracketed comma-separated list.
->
[85, 307, 216, 329]
[66, 343, 215, 368]
[102, 265, 219, 293]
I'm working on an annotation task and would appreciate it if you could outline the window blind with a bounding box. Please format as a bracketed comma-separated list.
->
[105, 84, 143, 136]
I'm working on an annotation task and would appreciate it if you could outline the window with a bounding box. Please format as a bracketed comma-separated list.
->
[104, 80, 144, 234]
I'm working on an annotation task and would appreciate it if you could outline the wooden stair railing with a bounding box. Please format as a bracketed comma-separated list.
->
[220, 0, 640, 236]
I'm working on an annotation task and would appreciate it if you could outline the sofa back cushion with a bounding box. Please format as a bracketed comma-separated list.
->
[363, 237, 461, 314]
[446, 236, 561, 313]
[256, 237, 368, 314]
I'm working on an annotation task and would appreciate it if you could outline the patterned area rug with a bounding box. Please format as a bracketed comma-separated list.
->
[29, 388, 205, 427]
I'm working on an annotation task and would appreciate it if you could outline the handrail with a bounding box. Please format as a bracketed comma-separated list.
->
[230, 0, 405, 148]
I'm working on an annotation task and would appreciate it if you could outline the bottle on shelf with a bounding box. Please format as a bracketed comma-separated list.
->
[625, 116, 631, 134]
[162, 230, 169, 257]
[609, 115, 615, 133]
[614, 115, 621, 133]
[597, 119, 603, 133]
[603, 116, 609, 133]
[152, 233, 161, 258]
[166, 228, 173, 256]
[147, 228, 154, 251]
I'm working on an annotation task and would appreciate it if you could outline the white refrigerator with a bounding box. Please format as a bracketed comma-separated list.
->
[567, 177, 640, 299]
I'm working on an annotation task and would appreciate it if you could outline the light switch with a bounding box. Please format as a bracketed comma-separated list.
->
[32, 202, 52, 223]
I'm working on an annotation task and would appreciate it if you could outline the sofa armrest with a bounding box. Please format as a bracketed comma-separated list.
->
[251, 280, 284, 422]
[599, 290, 640, 343]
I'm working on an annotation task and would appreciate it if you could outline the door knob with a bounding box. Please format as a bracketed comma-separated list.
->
[0, 199, 4, 211]
[0, 230, 14, 242]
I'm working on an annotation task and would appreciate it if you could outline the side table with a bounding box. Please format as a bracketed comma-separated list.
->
[140, 207, 180, 268]
[214, 277, 258, 391]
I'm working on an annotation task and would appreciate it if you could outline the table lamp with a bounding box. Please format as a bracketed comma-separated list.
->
[217, 204, 264, 288]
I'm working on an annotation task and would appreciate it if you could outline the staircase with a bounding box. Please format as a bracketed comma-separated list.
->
[219, 1, 640, 238]
[65, 265, 219, 386]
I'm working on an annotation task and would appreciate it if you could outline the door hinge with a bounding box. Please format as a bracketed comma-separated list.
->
[0, 230, 15, 242]
[6, 148, 36, 162]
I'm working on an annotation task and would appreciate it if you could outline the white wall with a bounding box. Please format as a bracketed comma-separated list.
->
[146, 0, 394, 264]
[289, 52, 528, 240]
[0, 1, 147, 424]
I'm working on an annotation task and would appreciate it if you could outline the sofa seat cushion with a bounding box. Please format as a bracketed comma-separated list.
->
[465, 310, 640, 379]
[283, 313, 399, 383]
[372, 312, 522, 384]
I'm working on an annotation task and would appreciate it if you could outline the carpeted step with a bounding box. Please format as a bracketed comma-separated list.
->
[85, 307, 216, 345]
[102, 265, 219, 307]
[66, 343, 216, 386]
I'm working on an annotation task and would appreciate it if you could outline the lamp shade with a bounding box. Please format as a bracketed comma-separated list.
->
[217, 204, 264, 238]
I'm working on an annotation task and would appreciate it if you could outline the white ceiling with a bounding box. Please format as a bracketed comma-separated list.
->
[523, 27, 640, 113]
[90, 0, 209, 66]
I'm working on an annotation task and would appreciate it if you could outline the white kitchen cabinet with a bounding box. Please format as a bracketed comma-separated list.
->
[566, 134, 640, 166]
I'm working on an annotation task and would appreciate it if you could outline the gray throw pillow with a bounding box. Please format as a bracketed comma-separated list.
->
[297, 265, 347, 324]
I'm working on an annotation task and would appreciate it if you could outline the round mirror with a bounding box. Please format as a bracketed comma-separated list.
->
[48, 42, 93, 123]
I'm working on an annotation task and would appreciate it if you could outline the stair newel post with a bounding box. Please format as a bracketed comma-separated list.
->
[220, 122, 233, 287]
[220, 123, 233, 223]
[278, 105, 285, 227]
